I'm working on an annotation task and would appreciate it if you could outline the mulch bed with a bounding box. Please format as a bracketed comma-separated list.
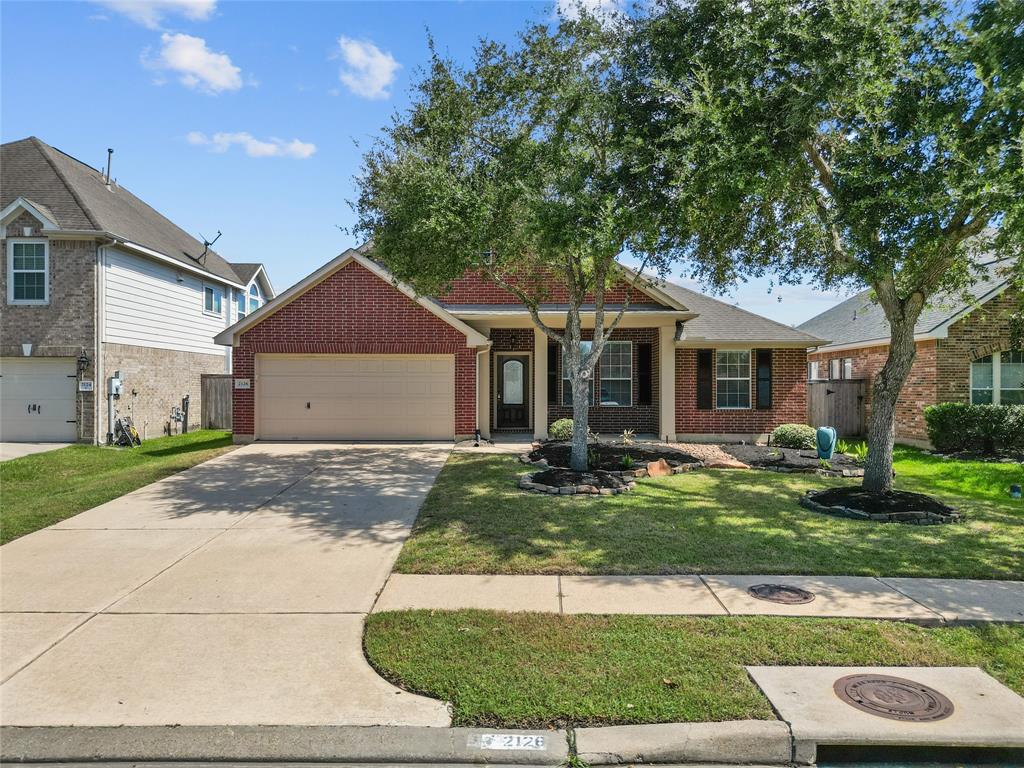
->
[723, 444, 865, 477]
[931, 449, 1024, 464]
[529, 441, 699, 472]
[800, 486, 964, 525]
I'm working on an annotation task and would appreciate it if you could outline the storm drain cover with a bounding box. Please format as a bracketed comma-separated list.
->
[747, 583, 816, 604]
[834, 673, 955, 722]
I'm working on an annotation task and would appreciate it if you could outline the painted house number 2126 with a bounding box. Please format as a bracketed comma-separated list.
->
[477, 733, 546, 750]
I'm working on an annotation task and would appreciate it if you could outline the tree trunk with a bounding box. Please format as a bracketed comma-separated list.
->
[862, 313, 919, 492]
[565, 312, 591, 472]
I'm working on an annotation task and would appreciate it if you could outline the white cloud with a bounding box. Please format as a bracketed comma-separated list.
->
[335, 36, 400, 100]
[150, 33, 242, 93]
[95, 0, 216, 29]
[555, 0, 623, 21]
[187, 131, 317, 159]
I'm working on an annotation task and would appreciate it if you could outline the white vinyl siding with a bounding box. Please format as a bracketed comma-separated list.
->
[103, 247, 230, 355]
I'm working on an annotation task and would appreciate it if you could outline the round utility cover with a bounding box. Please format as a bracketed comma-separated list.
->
[747, 583, 816, 604]
[833, 674, 955, 722]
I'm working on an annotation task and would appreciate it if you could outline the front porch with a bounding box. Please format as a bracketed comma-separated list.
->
[470, 323, 678, 442]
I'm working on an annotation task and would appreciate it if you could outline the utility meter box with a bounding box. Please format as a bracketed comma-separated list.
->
[108, 375, 123, 397]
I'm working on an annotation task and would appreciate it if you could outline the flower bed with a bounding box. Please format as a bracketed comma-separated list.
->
[722, 444, 865, 478]
[800, 487, 964, 525]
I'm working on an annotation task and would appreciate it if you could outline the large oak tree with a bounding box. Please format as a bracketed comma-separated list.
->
[353, 19, 682, 470]
[631, 0, 1022, 490]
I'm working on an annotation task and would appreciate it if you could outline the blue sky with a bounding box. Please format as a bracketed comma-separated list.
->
[1, 0, 849, 325]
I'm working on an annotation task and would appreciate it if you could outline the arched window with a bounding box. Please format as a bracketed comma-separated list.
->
[248, 282, 262, 314]
[971, 350, 1024, 405]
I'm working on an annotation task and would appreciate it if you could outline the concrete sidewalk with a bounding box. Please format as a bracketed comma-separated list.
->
[1, 442, 453, 727]
[374, 573, 1024, 624]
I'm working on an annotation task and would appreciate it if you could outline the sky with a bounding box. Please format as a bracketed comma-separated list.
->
[1, 0, 852, 326]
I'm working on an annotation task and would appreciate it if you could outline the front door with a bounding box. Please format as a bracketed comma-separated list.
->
[496, 355, 529, 429]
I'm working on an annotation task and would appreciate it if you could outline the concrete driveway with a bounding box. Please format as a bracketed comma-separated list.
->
[0, 442, 452, 727]
[0, 442, 71, 462]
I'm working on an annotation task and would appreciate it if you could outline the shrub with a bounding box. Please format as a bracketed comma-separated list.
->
[771, 423, 817, 449]
[924, 402, 1024, 454]
[548, 418, 574, 441]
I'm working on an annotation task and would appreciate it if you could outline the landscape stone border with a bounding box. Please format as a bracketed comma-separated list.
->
[757, 464, 864, 479]
[799, 489, 965, 525]
[518, 451, 704, 496]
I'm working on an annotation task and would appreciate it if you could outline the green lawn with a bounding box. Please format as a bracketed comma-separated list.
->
[0, 430, 234, 544]
[394, 446, 1023, 578]
[365, 610, 1024, 727]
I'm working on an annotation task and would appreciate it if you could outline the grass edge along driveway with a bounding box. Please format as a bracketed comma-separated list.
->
[0, 430, 234, 544]
[394, 446, 1023, 579]
[364, 610, 1024, 728]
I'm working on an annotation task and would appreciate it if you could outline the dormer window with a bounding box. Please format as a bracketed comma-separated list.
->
[248, 282, 263, 314]
[7, 240, 48, 305]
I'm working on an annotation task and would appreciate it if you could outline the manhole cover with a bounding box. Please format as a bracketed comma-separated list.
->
[834, 674, 955, 722]
[747, 583, 816, 604]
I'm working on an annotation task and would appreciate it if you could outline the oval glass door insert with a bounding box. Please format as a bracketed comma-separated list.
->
[503, 360, 524, 404]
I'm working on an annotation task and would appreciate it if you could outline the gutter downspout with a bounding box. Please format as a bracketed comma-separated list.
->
[95, 238, 114, 444]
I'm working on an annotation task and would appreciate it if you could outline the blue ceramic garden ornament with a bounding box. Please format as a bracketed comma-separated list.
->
[816, 426, 838, 460]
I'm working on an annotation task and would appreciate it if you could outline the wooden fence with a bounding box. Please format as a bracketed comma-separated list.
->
[807, 379, 867, 437]
[201, 374, 232, 430]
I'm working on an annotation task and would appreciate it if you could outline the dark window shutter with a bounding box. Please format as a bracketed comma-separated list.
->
[696, 349, 713, 410]
[756, 349, 773, 409]
[547, 344, 558, 405]
[637, 343, 653, 405]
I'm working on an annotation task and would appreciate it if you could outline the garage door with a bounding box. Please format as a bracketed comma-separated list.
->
[0, 358, 78, 442]
[256, 355, 455, 440]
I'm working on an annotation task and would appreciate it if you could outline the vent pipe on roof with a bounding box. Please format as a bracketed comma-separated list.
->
[104, 148, 113, 188]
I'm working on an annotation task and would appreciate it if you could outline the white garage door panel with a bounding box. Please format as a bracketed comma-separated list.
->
[256, 355, 455, 440]
[0, 358, 78, 442]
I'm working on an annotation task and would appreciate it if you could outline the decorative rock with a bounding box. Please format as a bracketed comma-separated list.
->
[647, 458, 672, 477]
[599, 488, 614, 496]
[577, 485, 598, 494]
[559, 486, 576, 495]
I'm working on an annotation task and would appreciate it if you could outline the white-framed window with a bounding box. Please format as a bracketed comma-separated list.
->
[7, 239, 48, 305]
[973, 350, 1024, 405]
[203, 284, 223, 316]
[235, 290, 246, 319]
[716, 349, 751, 409]
[808, 361, 824, 380]
[248, 282, 263, 314]
[843, 358, 853, 379]
[562, 341, 595, 407]
[599, 340, 632, 406]
[829, 358, 841, 380]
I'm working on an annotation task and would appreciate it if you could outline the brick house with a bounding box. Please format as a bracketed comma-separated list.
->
[798, 258, 1020, 445]
[216, 247, 823, 443]
[1, 137, 274, 443]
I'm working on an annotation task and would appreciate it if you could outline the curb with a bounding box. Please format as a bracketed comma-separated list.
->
[0, 726, 568, 764]
[574, 720, 795, 765]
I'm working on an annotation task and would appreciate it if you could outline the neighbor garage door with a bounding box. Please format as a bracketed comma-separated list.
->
[256, 355, 455, 440]
[0, 358, 78, 442]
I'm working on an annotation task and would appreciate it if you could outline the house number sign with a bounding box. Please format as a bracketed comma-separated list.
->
[469, 733, 546, 750]
[234, 378, 251, 389]
[78, 380, 94, 392]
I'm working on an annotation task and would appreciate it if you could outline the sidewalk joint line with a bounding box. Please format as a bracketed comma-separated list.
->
[698, 574, 731, 616]
[875, 576, 947, 624]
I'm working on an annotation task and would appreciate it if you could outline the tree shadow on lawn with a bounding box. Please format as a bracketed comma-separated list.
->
[398, 454, 1024, 579]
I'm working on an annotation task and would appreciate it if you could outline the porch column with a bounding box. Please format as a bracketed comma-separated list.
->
[659, 324, 677, 441]
[534, 327, 548, 439]
[477, 341, 491, 439]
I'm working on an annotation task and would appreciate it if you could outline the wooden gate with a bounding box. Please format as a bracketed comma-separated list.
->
[807, 379, 866, 437]
[201, 374, 232, 430]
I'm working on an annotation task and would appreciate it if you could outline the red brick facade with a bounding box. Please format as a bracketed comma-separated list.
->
[439, 270, 667, 306]
[806, 287, 1019, 442]
[231, 260, 477, 437]
[230, 257, 815, 441]
[547, 327, 661, 434]
[675, 348, 808, 435]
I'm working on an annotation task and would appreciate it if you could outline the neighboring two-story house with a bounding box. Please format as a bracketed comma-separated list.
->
[1, 136, 274, 443]
[798, 258, 1019, 444]
[215, 246, 824, 443]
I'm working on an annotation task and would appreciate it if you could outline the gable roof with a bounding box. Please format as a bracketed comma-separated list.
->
[657, 280, 826, 346]
[796, 259, 1014, 350]
[215, 248, 489, 348]
[1, 136, 246, 286]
